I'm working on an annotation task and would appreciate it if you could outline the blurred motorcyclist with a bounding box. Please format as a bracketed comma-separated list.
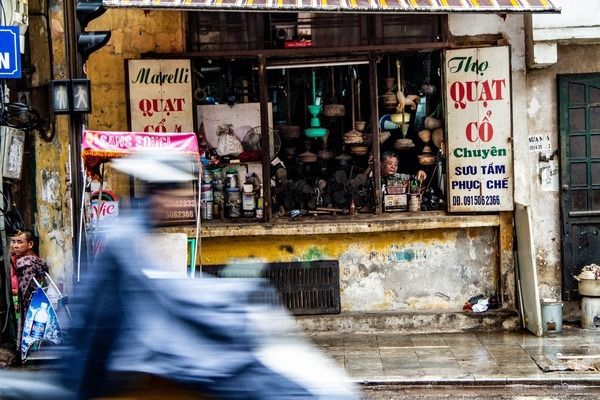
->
[60, 151, 359, 399]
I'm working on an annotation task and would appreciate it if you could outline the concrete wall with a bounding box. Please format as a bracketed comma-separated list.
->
[202, 227, 498, 312]
[531, 0, 600, 42]
[526, 44, 600, 300]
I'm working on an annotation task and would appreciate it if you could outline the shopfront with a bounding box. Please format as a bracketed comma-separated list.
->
[87, 1, 558, 316]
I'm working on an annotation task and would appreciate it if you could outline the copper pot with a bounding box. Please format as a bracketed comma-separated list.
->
[323, 103, 345, 118]
[281, 125, 302, 140]
[351, 145, 369, 156]
[298, 150, 317, 163]
[418, 153, 436, 165]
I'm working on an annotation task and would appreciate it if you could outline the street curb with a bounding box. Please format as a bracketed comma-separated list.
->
[355, 376, 600, 386]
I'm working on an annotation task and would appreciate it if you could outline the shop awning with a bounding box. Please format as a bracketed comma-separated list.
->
[103, 0, 560, 13]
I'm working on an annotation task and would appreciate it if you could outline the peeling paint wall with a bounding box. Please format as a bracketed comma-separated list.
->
[202, 227, 498, 312]
[36, 6, 185, 293]
[526, 44, 600, 300]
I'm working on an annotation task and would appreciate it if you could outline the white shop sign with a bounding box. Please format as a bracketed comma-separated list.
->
[127, 59, 194, 133]
[445, 46, 514, 212]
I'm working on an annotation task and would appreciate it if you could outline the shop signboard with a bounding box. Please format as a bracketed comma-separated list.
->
[127, 59, 194, 133]
[445, 46, 514, 212]
[0, 26, 21, 79]
[155, 192, 197, 226]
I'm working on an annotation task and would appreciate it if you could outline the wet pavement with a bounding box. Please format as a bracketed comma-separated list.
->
[308, 324, 600, 386]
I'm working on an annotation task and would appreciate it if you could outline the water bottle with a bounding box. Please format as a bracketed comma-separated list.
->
[31, 302, 49, 339]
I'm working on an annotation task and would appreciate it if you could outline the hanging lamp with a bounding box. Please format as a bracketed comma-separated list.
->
[304, 69, 328, 138]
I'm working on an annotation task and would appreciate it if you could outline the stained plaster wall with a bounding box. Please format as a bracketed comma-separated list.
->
[29, 0, 74, 293]
[39, 6, 184, 293]
[202, 227, 497, 311]
[85, 9, 186, 201]
[526, 44, 600, 300]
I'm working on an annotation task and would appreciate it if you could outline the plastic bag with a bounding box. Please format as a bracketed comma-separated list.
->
[216, 124, 243, 157]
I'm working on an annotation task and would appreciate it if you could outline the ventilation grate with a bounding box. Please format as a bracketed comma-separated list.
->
[202, 260, 340, 315]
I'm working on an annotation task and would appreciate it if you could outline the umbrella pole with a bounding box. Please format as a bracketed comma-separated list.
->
[193, 162, 202, 278]
[76, 157, 87, 282]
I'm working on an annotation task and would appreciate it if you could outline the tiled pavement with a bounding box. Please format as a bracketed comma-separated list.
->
[308, 325, 600, 385]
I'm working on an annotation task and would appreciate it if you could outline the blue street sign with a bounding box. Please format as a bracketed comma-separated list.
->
[0, 26, 22, 79]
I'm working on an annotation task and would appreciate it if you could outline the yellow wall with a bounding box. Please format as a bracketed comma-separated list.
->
[39, 7, 185, 291]
[201, 229, 460, 265]
[86, 9, 186, 201]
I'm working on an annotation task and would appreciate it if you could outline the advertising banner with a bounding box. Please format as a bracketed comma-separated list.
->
[21, 287, 63, 361]
[445, 46, 514, 212]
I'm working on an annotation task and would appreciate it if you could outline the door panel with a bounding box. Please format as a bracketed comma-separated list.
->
[516, 204, 543, 336]
[559, 74, 600, 300]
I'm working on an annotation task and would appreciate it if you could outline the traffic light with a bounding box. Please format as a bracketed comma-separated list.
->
[76, 0, 111, 61]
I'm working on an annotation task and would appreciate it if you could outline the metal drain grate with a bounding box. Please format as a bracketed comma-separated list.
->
[202, 260, 341, 315]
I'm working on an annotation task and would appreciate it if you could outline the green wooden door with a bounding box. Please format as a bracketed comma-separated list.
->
[558, 74, 600, 300]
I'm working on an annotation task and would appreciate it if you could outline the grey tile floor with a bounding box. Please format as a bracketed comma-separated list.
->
[309, 325, 600, 384]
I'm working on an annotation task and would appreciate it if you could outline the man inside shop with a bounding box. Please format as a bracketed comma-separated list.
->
[365, 151, 427, 185]
[380, 151, 427, 182]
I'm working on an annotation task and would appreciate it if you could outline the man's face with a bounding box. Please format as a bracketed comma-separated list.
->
[382, 156, 399, 177]
[11, 233, 33, 258]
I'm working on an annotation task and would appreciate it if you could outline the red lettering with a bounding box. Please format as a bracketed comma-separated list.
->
[479, 121, 493, 142]
[138, 98, 185, 118]
[465, 121, 494, 142]
[91, 202, 118, 219]
[478, 80, 494, 108]
[450, 79, 506, 109]
[466, 122, 479, 142]
[139, 99, 153, 116]
[450, 81, 467, 109]
[466, 81, 478, 103]
[492, 79, 506, 101]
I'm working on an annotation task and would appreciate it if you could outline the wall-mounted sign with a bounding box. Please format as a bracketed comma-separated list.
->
[2, 126, 25, 180]
[0, 26, 21, 79]
[528, 134, 552, 152]
[127, 59, 194, 133]
[445, 46, 514, 212]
